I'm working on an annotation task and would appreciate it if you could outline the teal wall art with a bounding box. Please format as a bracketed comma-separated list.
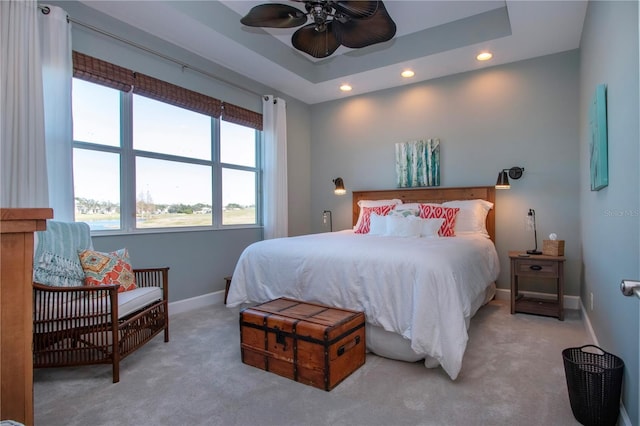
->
[395, 139, 440, 188]
[589, 84, 608, 191]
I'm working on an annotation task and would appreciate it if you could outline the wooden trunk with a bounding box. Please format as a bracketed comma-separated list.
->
[240, 298, 365, 391]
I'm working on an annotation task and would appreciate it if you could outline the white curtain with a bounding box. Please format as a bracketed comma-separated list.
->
[262, 95, 288, 239]
[1, 0, 49, 208]
[39, 5, 74, 221]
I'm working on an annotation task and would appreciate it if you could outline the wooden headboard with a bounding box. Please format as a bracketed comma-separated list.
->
[352, 186, 496, 242]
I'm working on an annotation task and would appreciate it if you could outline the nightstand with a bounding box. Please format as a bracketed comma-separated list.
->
[509, 251, 565, 320]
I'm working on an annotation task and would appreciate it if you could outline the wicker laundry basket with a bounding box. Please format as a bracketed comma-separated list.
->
[562, 345, 624, 426]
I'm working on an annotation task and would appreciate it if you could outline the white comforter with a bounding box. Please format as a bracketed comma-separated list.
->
[227, 230, 500, 379]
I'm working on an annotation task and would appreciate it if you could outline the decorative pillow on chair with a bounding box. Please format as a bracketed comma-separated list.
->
[418, 205, 460, 237]
[78, 248, 137, 292]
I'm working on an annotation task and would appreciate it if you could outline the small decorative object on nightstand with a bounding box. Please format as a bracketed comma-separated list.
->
[510, 251, 565, 320]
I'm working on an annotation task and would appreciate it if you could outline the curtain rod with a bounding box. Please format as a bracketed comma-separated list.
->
[38, 5, 263, 99]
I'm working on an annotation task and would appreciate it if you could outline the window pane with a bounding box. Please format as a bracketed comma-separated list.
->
[222, 168, 256, 225]
[220, 121, 255, 167]
[133, 95, 211, 160]
[72, 78, 120, 146]
[136, 157, 212, 228]
[73, 149, 121, 230]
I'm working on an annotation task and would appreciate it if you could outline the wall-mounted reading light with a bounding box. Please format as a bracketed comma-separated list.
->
[333, 177, 346, 195]
[495, 166, 525, 189]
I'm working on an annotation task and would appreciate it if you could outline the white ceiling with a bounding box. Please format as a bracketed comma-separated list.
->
[78, 0, 588, 105]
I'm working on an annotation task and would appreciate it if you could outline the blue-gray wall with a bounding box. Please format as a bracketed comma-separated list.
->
[579, 1, 639, 423]
[309, 51, 582, 297]
[49, 1, 313, 302]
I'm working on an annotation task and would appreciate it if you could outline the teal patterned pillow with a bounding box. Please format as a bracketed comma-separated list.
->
[388, 208, 419, 218]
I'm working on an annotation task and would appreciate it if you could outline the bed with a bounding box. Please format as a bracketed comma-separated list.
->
[226, 186, 500, 380]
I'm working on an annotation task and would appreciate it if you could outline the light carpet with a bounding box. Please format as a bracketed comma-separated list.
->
[34, 300, 590, 426]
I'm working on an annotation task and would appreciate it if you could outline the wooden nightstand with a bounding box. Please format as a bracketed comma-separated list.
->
[509, 251, 566, 320]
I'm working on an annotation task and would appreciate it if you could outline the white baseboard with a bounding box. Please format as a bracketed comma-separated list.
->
[494, 288, 580, 310]
[168, 290, 223, 316]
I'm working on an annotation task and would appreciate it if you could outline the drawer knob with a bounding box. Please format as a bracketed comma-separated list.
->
[529, 265, 542, 271]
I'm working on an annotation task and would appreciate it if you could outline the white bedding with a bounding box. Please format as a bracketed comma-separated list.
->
[226, 230, 500, 379]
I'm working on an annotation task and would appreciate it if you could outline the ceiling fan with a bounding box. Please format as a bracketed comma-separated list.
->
[240, 0, 397, 59]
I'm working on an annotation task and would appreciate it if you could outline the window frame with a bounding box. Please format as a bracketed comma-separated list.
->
[72, 78, 262, 235]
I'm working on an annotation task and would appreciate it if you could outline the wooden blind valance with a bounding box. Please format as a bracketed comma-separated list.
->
[133, 72, 222, 118]
[221, 102, 263, 131]
[72, 51, 134, 92]
[72, 51, 262, 128]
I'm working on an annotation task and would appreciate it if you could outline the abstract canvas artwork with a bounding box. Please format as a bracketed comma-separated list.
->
[395, 139, 440, 188]
[589, 84, 608, 191]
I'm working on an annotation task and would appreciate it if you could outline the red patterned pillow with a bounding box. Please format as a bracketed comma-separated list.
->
[78, 248, 137, 292]
[417, 205, 460, 237]
[354, 205, 396, 234]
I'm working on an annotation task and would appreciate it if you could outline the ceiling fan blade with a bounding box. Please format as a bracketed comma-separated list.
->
[333, 1, 396, 49]
[240, 4, 307, 28]
[292, 23, 340, 58]
[332, 1, 379, 19]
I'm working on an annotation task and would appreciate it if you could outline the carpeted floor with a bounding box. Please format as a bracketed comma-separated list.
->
[34, 300, 589, 426]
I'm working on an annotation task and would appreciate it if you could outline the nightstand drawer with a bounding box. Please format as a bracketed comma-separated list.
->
[514, 259, 558, 277]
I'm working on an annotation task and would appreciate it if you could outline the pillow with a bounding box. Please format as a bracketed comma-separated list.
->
[388, 208, 419, 218]
[354, 199, 402, 230]
[354, 205, 396, 234]
[368, 213, 387, 235]
[418, 204, 460, 237]
[385, 215, 422, 238]
[78, 248, 137, 292]
[395, 203, 425, 211]
[442, 199, 493, 237]
[418, 218, 445, 238]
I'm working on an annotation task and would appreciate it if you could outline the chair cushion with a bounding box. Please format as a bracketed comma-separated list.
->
[118, 286, 163, 318]
[33, 221, 93, 287]
[33, 286, 163, 333]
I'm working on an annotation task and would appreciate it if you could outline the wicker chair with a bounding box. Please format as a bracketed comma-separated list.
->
[32, 221, 169, 383]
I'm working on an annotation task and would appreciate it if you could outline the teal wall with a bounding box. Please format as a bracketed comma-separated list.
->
[309, 51, 582, 297]
[579, 1, 639, 423]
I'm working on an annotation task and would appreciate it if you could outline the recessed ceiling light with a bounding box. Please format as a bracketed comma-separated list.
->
[340, 84, 352, 92]
[401, 69, 415, 78]
[476, 52, 493, 61]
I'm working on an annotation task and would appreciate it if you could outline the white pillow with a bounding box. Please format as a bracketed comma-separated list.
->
[354, 199, 403, 230]
[418, 218, 445, 238]
[385, 215, 422, 238]
[442, 199, 493, 237]
[368, 213, 387, 235]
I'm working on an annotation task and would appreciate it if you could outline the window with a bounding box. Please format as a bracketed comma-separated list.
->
[72, 77, 261, 232]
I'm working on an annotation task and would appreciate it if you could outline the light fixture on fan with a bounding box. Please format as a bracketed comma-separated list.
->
[240, 1, 397, 59]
